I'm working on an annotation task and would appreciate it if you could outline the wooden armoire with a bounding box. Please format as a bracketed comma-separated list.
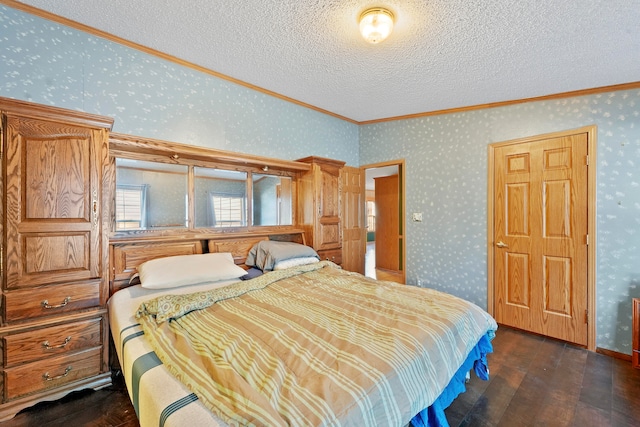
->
[296, 156, 345, 265]
[0, 97, 113, 420]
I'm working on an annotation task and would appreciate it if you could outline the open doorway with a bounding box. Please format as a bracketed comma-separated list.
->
[363, 160, 405, 284]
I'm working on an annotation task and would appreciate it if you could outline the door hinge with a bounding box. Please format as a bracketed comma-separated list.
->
[586, 234, 589, 245]
[585, 309, 589, 324]
[586, 155, 589, 166]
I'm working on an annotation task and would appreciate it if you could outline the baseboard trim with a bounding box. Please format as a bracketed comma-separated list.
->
[596, 347, 632, 362]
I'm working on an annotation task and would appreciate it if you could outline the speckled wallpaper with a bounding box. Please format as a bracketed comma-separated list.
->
[0, 5, 359, 165]
[360, 91, 640, 355]
[1, 5, 639, 354]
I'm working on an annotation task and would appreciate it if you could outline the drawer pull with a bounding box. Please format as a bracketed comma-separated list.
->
[43, 365, 72, 381]
[42, 336, 72, 350]
[41, 297, 71, 310]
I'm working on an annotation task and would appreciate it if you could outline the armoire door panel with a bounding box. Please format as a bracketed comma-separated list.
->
[319, 171, 339, 218]
[24, 138, 90, 220]
[318, 222, 340, 249]
[21, 233, 92, 280]
[4, 115, 103, 289]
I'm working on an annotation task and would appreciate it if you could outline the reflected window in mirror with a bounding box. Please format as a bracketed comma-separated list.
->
[115, 158, 188, 230]
[252, 174, 293, 226]
[115, 184, 148, 230]
[194, 168, 248, 228]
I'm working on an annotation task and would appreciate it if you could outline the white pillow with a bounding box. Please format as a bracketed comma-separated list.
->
[273, 256, 320, 270]
[138, 252, 247, 289]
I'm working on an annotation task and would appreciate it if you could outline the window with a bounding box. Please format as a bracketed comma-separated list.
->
[209, 193, 246, 227]
[115, 184, 148, 230]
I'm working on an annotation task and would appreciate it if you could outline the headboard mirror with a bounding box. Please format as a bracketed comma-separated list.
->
[115, 158, 188, 230]
[194, 167, 248, 228]
[252, 173, 292, 227]
[109, 132, 309, 237]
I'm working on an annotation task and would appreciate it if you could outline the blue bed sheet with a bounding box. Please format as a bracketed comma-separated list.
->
[411, 332, 495, 427]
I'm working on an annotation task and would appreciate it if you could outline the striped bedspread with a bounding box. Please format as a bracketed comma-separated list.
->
[136, 262, 497, 427]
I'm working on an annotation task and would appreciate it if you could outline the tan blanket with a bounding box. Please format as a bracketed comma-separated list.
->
[137, 262, 497, 427]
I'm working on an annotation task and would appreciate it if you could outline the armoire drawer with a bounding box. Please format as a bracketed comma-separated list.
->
[317, 248, 342, 265]
[3, 318, 102, 367]
[4, 347, 102, 400]
[4, 280, 101, 322]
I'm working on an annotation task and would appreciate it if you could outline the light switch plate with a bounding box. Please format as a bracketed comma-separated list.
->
[412, 212, 423, 222]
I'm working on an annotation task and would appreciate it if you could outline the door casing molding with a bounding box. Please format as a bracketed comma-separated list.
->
[361, 159, 406, 284]
[487, 126, 597, 351]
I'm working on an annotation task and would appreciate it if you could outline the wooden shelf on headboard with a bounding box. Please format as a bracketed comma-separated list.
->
[109, 229, 306, 295]
[109, 132, 311, 173]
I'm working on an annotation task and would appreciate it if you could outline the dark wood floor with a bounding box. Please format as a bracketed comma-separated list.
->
[3, 326, 640, 426]
[445, 327, 640, 426]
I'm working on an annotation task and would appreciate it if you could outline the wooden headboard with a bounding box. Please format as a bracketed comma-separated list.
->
[109, 230, 306, 295]
[207, 231, 305, 265]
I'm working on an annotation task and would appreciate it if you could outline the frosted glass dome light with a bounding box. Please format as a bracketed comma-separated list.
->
[359, 8, 395, 44]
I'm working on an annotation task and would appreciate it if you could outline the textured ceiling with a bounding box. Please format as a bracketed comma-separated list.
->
[14, 0, 640, 122]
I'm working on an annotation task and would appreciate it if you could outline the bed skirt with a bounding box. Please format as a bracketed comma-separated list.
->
[411, 332, 495, 427]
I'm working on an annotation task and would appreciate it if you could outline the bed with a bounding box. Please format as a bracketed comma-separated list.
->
[108, 233, 497, 427]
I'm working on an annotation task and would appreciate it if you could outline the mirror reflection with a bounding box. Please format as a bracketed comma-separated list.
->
[115, 158, 188, 230]
[252, 174, 292, 226]
[194, 168, 248, 228]
[115, 158, 295, 231]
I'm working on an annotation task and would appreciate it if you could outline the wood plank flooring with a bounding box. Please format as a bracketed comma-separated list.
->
[3, 326, 639, 426]
[365, 242, 404, 284]
[445, 326, 640, 426]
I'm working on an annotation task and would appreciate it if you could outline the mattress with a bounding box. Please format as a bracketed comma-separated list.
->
[109, 270, 496, 427]
[109, 280, 238, 427]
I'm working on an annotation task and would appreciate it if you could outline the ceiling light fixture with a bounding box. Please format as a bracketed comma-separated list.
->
[359, 8, 394, 44]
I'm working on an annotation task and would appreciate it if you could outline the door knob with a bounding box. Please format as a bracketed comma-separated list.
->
[496, 241, 509, 248]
